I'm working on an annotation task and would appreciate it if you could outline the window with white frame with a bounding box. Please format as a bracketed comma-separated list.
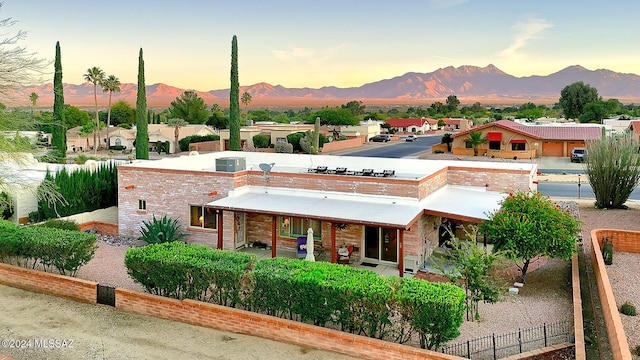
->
[138, 199, 146, 211]
[190, 205, 217, 229]
[279, 216, 321, 239]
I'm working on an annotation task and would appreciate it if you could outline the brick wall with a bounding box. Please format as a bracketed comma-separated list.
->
[115, 287, 463, 360]
[591, 229, 634, 360]
[320, 136, 364, 153]
[0, 263, 97, 304]
[447, 167, 531, 193]
[79, 221, 118, 236]
[572, 253, 586, 360]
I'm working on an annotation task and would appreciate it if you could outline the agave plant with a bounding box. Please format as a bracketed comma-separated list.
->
[139, 215, 187, 244]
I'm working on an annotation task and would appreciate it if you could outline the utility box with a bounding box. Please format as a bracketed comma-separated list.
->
[404, 255, 419, 274]
[216, 157, 246, 172]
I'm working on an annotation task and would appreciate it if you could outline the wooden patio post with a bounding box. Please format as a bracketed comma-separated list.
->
[398, 229, 404, 277]
[217, 210, 223, 249]
[271, 216, 277, 258]
[331, 223, 337, 263]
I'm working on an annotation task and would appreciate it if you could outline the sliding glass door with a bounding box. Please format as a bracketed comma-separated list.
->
[364, 226, 398, 263]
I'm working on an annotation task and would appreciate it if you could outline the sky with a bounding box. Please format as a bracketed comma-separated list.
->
[5, 0, 640, 91]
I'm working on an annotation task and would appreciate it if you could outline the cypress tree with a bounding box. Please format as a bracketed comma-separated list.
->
[135, 48, 149, 159]
[229, 35, 241, 151]
[52, 41, 66, 162]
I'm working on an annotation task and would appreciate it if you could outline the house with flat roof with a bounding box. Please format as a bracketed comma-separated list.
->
[117, 151, 537, 276]
[451, 120, 603, 158]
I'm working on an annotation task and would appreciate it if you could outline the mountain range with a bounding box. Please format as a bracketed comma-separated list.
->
[13, 64, 640, 108]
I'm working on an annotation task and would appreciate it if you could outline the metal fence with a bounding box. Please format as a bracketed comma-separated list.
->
[439, 321, 573, 359]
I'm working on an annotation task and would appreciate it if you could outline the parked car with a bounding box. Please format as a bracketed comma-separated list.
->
[570, 147, 588, 162]
[370, 134, 391, 142]
[405, 135, 417, 142]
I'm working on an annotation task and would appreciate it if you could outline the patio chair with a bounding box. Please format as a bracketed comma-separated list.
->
[337, 245, 354, 264]
[297, 237, 307, 259]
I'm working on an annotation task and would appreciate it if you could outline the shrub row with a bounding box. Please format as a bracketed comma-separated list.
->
[30, 161, 118, 223]
[0, 220, 97, 276]
[125, 242, 256, 307]
[124, 243, 465, 350]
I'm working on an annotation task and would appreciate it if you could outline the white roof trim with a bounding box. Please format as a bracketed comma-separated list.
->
[420, 185, 506, 220]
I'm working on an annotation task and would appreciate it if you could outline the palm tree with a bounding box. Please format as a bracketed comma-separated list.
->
[83, 66, 105, 155]
[29, 92, 38, 116]
[241, 91, 252, 108]
[464, 130, 488, 156]
[101, 74, 121, 150]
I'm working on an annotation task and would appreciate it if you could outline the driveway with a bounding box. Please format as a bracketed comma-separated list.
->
[538, 156, 586, 173]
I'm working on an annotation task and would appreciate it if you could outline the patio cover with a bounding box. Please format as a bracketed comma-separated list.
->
[420, 185, 507, 221]
[207, 185, 507, 228]
[206, 187, 423, 228]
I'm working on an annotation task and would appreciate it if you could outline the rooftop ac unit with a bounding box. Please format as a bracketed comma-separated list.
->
[216, 157, 246, 172]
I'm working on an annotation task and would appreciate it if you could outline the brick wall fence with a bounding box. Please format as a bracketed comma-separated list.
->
[320, 136, 365, 153]
[0, 256, 583, 360]
[591, 228, 635, 359]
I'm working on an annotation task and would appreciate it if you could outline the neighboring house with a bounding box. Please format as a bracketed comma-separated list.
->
[218, 123, 315, 150]
[385, 118, 438, 133]
[441, 118, 473, 132]
[117, 151, 537, 277]
[627, 120, 640, 143]
[68, 124, 217, 154]
[451, 120, 602, 158]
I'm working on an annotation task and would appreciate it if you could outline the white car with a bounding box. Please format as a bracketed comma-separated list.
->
[405, 135, 417, 142]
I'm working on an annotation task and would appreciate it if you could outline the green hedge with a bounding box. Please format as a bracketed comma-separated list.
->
[0, 220, 97, 276]
[125, 242, 256, 307]
[123, 245, 465, 348]
[179, 134, 220, 151]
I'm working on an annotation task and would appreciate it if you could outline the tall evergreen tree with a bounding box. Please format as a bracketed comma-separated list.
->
[135, 48, 148, 159]
[51, 41, 66, 162]
[229, 35, 241, 151]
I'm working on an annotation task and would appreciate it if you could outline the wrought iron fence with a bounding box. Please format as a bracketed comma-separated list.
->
[439, 320, 573, 359]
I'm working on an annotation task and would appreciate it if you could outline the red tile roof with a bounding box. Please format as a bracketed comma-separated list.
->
[453, 120, 602, 141]
[628, 120, 640, 135]
[385, 118, 435, 127]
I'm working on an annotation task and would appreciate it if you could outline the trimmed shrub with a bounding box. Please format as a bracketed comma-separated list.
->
[139, 214, 187, 244]
[621, 301, 637, 316]
[125, 242, 256, 306]
[0, 221, 96, 276]
[274, 142, 293, 153]
[39, 219, 80, 232]
[252, 134, 270, 148]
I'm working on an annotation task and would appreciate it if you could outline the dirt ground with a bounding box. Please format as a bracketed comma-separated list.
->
[0, 284, 354, 360]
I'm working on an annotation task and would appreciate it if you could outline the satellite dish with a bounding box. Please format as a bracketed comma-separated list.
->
[259, 163, 274, 173]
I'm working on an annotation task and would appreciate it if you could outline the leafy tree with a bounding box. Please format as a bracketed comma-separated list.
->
[63, 105, 90, 128]
[518, 102, 543, 121]
[463, 130, 487, 156]
[101, 74, 121, 148]
[229, 35, 241, 151]
[0, 4, 48, 95]
[578, 100, 608, 123]
[208, 106, 229, 129]
[559, 81, 599, 120]
[479, 191, 580, 283]
[439, 225, 503, 321]
[585, 133, 640, 209]
[441, 133, 453, 152]
[363, 111, 385, 120]
[247, 109, 271, 122]
[311, 107, 358, 126]
[135, 48, 148, 160]
[168, 91, 209, 124]
[83, 66, 105, 154]
[446, 95, 460, 113]
[108, 100, 135, 126]
[51, 41, 66, 162]
[341, 100, 365, 116]
[429, 101, 445, 116]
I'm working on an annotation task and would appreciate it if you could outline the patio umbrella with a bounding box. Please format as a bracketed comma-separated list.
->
[305, 227, 315, 262]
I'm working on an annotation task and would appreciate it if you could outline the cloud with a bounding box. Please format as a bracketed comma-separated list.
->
[432, 55, 464, 63]
[500, 18, 554, 58]
[428, 0, 469, 9]
[272, 47, 317, 61]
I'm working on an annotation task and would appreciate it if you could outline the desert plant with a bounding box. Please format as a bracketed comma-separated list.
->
[602, 238, 613, 265]
[621, 301, 637, 316]
[139, 215, 188, 244]
[0, 192, 13, 220]
[274, 142, 293, 153]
